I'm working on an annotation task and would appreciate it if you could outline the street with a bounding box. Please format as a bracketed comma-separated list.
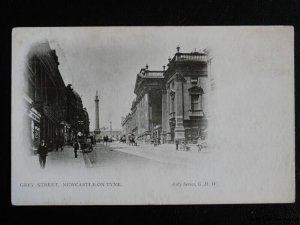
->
[33, 142, 212, 174]
[86, 142, 187, 173]
[20, 141, 218, 205]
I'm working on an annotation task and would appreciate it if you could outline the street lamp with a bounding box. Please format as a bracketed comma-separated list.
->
[110, 121, 112, 138]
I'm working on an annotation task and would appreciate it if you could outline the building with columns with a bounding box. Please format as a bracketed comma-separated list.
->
[163, 47, 209, 144]
[122, 46, 211, 146]
[132, 66, 164, 143]
[98, 125, 122, 141]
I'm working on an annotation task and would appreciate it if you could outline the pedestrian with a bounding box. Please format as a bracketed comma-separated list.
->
[60, 138, 64, 151]
[73, 140, 79, 158]
[175, 139, 179, 150]
[55, 137, 59, 152]
[38, 139, 48, 169]
[134, 136, 137, 146]
[105, 135, 109, 145]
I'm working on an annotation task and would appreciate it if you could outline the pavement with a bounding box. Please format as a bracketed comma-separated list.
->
[105, 142, 211, 168]
[29, 145, 92, 170]
[85, 143, 177, 170]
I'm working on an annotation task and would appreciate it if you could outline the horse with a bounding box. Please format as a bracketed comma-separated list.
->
[120, 136, 126, 143]
[129, 136, 137, 146]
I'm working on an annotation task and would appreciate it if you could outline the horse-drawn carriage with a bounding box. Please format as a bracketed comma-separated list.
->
[196, 138, 208, 152]
[128, 134, 137, 146]
[120, 135, 126, 143]
[78, 136, 93, 153]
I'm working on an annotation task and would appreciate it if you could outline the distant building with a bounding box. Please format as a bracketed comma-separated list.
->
[132, 65, 164, 143]
[98, 126, 122, 141]
[121, 113, 132, 142]
[65, 84, 90, 144]
[81, 107, 90, 137]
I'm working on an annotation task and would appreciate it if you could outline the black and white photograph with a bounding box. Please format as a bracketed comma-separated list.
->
[11, 27, 294, 205]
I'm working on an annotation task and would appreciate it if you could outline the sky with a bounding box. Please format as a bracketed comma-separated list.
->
[14, 26, 293, 131]
[46, 27, 219, 131]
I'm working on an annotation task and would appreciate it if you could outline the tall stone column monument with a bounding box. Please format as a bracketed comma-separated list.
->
[94, 91, 101, 140]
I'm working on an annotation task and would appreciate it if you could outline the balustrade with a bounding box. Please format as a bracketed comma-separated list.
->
[175, 53, 207, 62]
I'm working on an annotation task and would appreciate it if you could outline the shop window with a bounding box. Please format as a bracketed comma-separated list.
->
[185, 129, 191, 140]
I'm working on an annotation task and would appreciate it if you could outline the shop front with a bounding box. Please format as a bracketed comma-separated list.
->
[29, 107, 41, 154]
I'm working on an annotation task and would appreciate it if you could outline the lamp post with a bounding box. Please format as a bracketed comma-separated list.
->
[110, 121, 112, 139]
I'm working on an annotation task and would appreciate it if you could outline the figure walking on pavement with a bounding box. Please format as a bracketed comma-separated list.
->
[38, 139, 48, 169]
[60, 138, 64, 152]
[175, 139, 179, 150]
[105, 135, 108, 146]
[73, 139, 79, 158]
[55, 136, 59, 152]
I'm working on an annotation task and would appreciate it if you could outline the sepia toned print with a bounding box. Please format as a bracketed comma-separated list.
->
[11, 27, 294, 205]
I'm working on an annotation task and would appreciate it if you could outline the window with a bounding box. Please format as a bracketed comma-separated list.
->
[191, 95, 199, 110]
[191, 77, 198, 85]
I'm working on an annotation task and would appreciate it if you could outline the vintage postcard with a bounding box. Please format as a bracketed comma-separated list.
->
[11, 27, 295, 205]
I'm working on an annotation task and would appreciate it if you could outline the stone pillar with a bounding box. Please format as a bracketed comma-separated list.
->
[94, 91, 100, 135]
[144, 92, 150, 143]
[145, 92, 150, 131]
[175, 75, 185, 142]
[95, 97, 99, 130]
[161, 89, 168, 143]
[166, 87, 172, 143]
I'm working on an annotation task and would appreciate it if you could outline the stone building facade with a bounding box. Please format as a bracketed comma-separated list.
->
[122, 47, 211, 146]
[121, 113, 133, 142]
[24, 40, 89, 153]
[163, 47, 209, 144]
[82, 108, 90, 137]
[98, 126, 122, 141]
[132, 66, 164, 143]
